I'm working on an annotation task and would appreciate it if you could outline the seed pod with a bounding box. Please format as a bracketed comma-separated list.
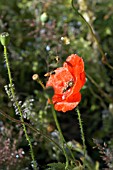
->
[32, 74, 39, 81]
[40, 12, 48, 24]
[0, 32, 10, 46]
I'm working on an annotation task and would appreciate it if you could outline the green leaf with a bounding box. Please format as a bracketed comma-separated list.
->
[47, 162, 82, 170]
[47, 162, 66, 170]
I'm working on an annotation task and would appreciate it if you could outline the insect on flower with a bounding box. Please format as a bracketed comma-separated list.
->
[62, 80, 74, 93]
[44, 71, 56, 77]
[55, 56, 60, 63]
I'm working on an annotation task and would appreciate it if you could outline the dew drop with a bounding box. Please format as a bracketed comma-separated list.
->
[51, 131, 58, 138]
[31, 160, 38, 169]
[30, 98, 34, 102]
[46, 45, 50, 51]
[18, 101, 22, 105]
[11, 153, 14, 156]
[16, 154, 19, 158]
[22, 151, 25, 155]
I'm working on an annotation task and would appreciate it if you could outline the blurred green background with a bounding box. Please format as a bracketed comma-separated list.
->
[0, 0, 113, 169]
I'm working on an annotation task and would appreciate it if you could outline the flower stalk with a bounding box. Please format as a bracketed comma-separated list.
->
[1, 33, 37, 170]
[71, 0, 113, 70]
[76, 108, 86, 168]
[50, 100, 69, 169]
[0, 109, 63, 152]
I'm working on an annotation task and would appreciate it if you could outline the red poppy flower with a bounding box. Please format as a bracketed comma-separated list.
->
[46, 54, 86, 112]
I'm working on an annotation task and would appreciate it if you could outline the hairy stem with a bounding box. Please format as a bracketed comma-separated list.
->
[50, 101, 69, 169]
[35, 74, 76, 166]
[0, 109, 62, 152]
[4, 46, 37, 170]
[76, 108, 86, 168]
[87, 73, 113, 103]
[71, 0, 113, 70]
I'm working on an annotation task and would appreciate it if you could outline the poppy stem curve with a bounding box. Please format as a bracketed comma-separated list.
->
[71, 0, 113, 70]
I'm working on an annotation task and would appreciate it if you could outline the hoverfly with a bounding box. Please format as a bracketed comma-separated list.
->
[55, 56, 60, 63]
[44, 71, 56, 77]
[62, 80, 74, 93]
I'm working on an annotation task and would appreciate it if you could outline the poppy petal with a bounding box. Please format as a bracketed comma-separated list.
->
[66, 92, 81, 102]
[52, 94, 62, 104]
[54, 101, 80, 112]
[46, 67, 73, 94]
[54, 92, 81, 112]
[63, 54, 85, 80]
[46, 54, 86, 112]
[71, 72, 86, 94]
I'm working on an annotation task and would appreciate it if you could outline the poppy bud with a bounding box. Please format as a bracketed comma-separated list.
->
[40, 12, 48, 24]
[0, 32, 10, 46]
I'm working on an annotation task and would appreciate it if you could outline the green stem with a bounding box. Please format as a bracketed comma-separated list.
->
[76, 108, 86, 168]
[4, 46, 14, 89]
[4, 46, 37, 170]
[51, 102, 69, 169]
[0, 109, 62, 152]
[36, 78, 76, 166]
[71, 0, 113, 70]
[87, 73, 113, 103]
[71, 0, 104, 57]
